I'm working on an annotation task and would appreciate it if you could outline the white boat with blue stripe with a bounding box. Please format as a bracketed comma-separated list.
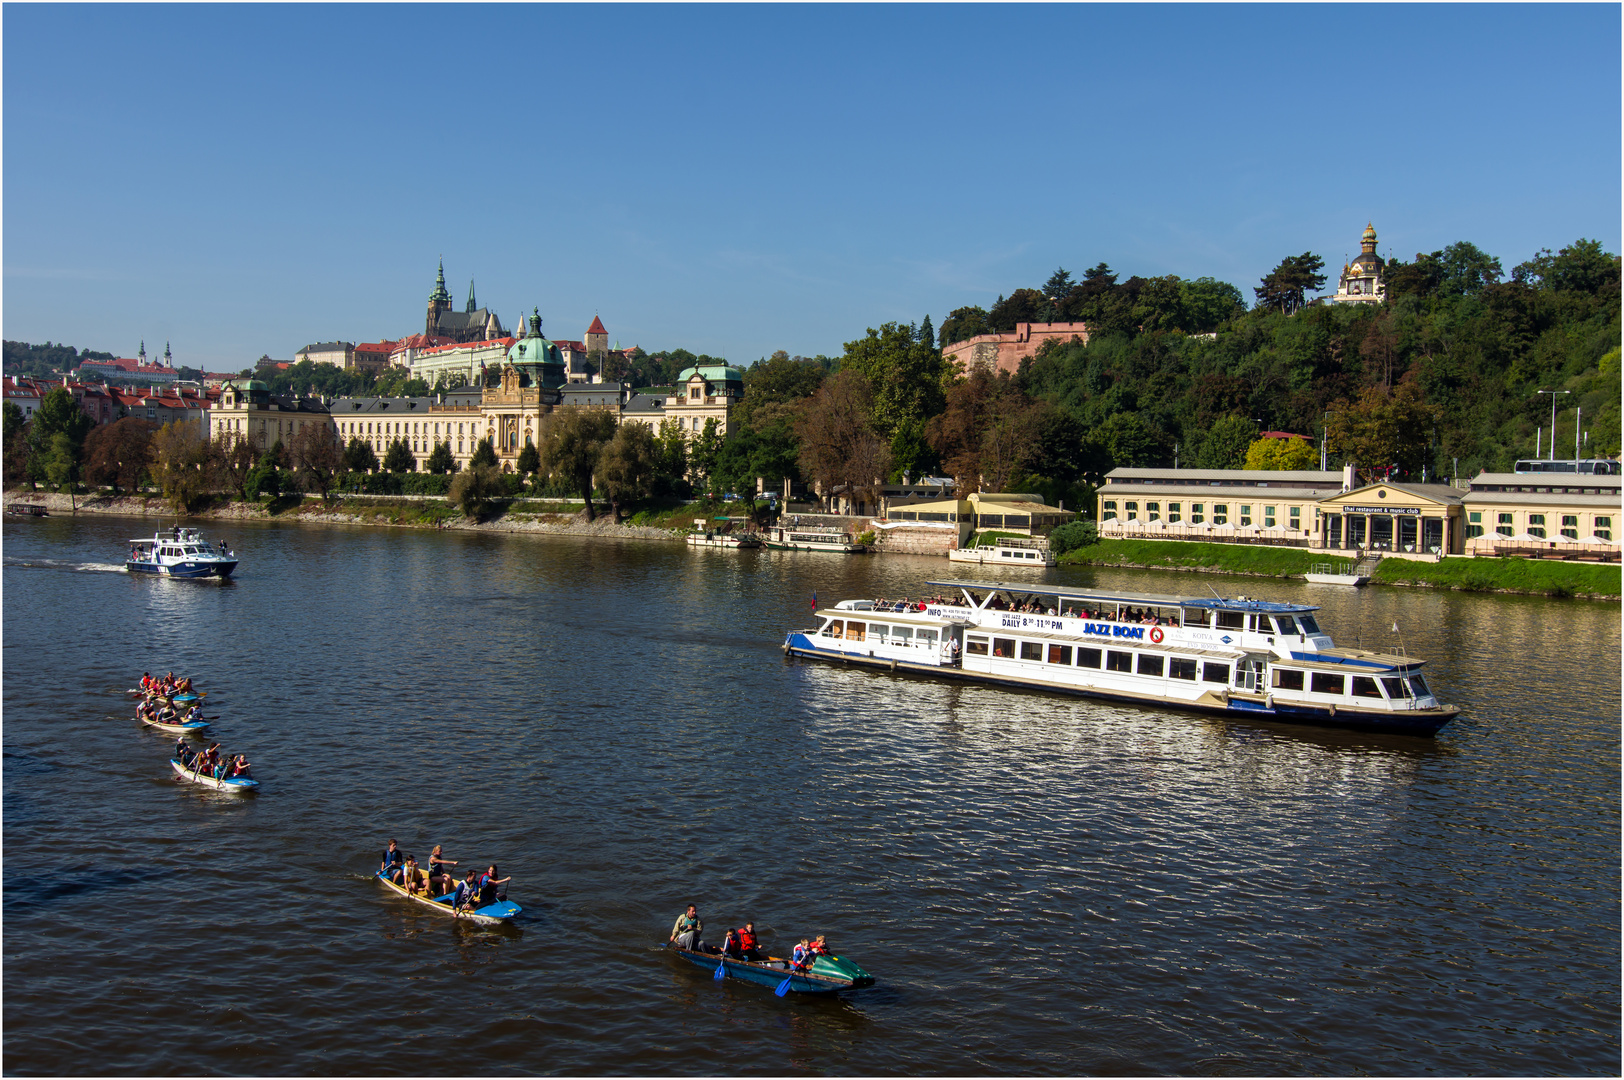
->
[782, 578, 1459, 737]
[126, 527, 238, 578]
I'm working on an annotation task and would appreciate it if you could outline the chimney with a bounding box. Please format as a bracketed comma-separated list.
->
[1342, 462, 1356, 492]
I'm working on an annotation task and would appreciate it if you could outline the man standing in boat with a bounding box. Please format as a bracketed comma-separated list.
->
[670, 905, 703, 951]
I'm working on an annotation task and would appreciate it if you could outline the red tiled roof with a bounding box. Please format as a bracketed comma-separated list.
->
[355, 341, 396, 355]
[587, 316, 607, 336]
[416, 337, 517, 357]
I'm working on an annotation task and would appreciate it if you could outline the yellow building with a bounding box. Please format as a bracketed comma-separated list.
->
[1097, 467, 1347, 546]
[1461, 471, 1620, 558]
[884, 491, 1076, 546]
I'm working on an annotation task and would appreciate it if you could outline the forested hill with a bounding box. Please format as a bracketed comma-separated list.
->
[937, 238, 1620, 479]
[3, 340, 116, 378]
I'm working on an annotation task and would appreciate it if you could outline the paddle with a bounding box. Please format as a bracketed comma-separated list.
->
[714, 958, 727, 981]
[775, 975, 792, 997]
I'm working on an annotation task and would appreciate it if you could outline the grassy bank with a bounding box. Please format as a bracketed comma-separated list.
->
[1057, 539, 1322, 577]
[1373, 556, 1621, 599]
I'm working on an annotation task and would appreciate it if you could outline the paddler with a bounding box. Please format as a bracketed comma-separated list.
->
[669, 904, 703, 951]
[380, 839, 405, 884]
[736, 921, 762, 961]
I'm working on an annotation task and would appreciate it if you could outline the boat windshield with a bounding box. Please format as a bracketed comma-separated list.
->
[1273, 615, 1299, 635]
[1408, 674, 1431, 698]
[1298, 615, 1321, 634]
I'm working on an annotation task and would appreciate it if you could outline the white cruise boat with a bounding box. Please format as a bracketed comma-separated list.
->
[763, 526, 867, 553]
[947, 537, 1055, 566]
[782, 578, 1458, 736]
[125, 527, 239, 579]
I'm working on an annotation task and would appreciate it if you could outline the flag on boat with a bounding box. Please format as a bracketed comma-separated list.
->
[810, 590, 817, 611]
[1392, 622, 1400, 632]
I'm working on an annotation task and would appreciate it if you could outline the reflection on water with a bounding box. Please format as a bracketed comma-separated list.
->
[2, 516, 1618, 1075]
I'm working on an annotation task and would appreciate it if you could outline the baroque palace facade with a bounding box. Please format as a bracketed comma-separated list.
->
[211, 313, 746, 473]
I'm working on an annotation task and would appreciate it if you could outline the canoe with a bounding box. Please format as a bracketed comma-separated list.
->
[170, 758, 258, 791]
[374, 869, 521, 925]
[669, 943, 874, 994]
[142, 715, 209, 734]
[171, 692, 203, 705]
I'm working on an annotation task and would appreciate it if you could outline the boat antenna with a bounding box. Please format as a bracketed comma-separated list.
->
[1391, 620, 1408, 660]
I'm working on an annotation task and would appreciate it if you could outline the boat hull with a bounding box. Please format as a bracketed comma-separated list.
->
[783, 634, 1457, 737]
[374, 870, 520, 924]
[669, 945, 873, 994]
[127, 559, 237, 578]
[170, 759, 258, 791]
[144, 717, 209, 735]
[687, 535, 762, 549]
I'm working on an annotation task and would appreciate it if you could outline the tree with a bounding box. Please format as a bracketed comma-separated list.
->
[537, 407, 618, 520]
[211, 433, 260, 498]
[927, 367, 1039, 492]
[470, 437, 497, 469]
[1243, 436, 1318, 471]
[688, 418, 724, 490]
[1181, 277, 1246, 331]
[938, 306, 990, 347]
[1194, 415, 1256, 470]
[30, 387, 94, 489]
[653, 419, 690, 497]
[1513, 238, 1619, 294]
[2, 400, 25, 445]
[344, 437, 378, 474]
[1254, 252, 1327, 314]
[383, 438, 416, 473]
[516, 441, 540, 478]
[987, 288, 1046, 332]
[1326, 377, 1437, 482]
[795, 370, 891, 511]
[917, 314, 934, 347]
[448, 464, 502, 519]
[425, 441, 456, 474]
[597, 422, 658, 519]
[838, 321, 946, 438]
[289, 423, 344, 501]
[149, 420, 211, 512]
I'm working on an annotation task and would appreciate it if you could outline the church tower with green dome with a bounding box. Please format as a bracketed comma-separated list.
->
[506, 308, 566, 389]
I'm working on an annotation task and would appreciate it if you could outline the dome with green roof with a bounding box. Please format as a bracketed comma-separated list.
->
[507, 308, 566, 389]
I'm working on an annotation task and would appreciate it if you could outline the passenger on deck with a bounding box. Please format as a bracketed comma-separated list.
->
[403, 856, 424, 895]
[428, 846, 456, 894]
[381, 839, 406, 884]
[809, 934, 830, 957]
[669, 904, 703, 950]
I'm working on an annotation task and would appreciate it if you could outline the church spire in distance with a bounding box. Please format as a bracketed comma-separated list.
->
[429, 258, 451, 304]
[467, 279, 477, 313]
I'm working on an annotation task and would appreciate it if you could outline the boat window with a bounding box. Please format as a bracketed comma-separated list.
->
[1408, 674, 1431, 698]
[1310, 672, 1345, 695]
[1247, 614, 1262, 633]
[1351, 676, 1381, 698]
[1019, 641, 1043, 661]
[1137, 654, 1164, 677]
[1047, 644, 1073, 665]
[1181, 608, 1208, 627]
[1077, 648, 1102, 669]
[846, 622, 866, 642]
[992, 638, 1015, 658]
[1381, 677, 1410, 699]
[1106, 651, 1133, 672]
[871, 625, 889, 641]
[916, 629, 939, 646]
[1202, 662, 1229, 683]
[1169, 658, 1197, 680]
[1298, 615, 1321, 635]
[893, 626, 913, 641]
[820, 620, 844, 638]
[966, 636, 989, 656]
[1215, 611, 1244, 630]
[1272, 669, 1305, 691]
[1273, 615, 1299, 636]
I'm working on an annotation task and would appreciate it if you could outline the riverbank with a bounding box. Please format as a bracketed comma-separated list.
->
[2, 491, 685, 541]
[1057, 538, 1620, 600]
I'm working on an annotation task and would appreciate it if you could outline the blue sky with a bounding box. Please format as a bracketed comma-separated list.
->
[4, 3, 1619, 371]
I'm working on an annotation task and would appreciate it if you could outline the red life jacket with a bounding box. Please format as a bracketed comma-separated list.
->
[737, 928, 758, 952]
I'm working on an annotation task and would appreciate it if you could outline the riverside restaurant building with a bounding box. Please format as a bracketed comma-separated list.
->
[1096, 466, 1621, 560]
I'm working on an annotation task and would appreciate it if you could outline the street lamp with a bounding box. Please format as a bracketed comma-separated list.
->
[1536, 389, 1570, 461]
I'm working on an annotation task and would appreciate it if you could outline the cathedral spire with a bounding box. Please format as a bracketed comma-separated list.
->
[164, 341, 172, 366]
[467, 279, 477, 314]
[139, 340, 147, 364]
[429, 259, 451, 304]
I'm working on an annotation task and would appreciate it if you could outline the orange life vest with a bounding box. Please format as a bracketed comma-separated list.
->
[737, 928, 758, 952]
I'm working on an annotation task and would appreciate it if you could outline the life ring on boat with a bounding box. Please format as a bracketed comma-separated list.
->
[1149, 627, 1164, 643]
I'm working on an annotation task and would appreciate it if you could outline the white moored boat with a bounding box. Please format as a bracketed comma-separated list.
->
[947, 537, 1056, 566]
[126, 527, 238, 578]
[170, 759, 259, 791]
[782, 578, 1459, 737]
[763, 526, 866, 553]
[686, 518, 762, 549]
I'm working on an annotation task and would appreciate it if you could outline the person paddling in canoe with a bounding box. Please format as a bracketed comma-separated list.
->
[452, 870, 481, 914]
[669, 905, 703, 951]
[478, 865, 510, 907]
[427, 846, 457, 895]
[380, 839, 406, 884]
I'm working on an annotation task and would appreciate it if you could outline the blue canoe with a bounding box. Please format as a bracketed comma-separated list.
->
[670, 943, 874, 994]
[375, 870, 520, 925]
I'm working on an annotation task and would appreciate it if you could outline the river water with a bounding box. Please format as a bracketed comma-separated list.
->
[3, 515, 1618, 1075]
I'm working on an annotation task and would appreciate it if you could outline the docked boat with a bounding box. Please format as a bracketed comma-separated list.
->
[668, 944, 875, 995]
[5, 502, 48, 517]
[126, 527, 238, 578]
[947, 537, 1056, 566]
[374, 869, 521, 924]
[170, 758, 258, 791]
[763, 525, 867, 553]
[782, 578, 1459, 737]
[687, 518, 763, 549]
[143, 715, 209, 735]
